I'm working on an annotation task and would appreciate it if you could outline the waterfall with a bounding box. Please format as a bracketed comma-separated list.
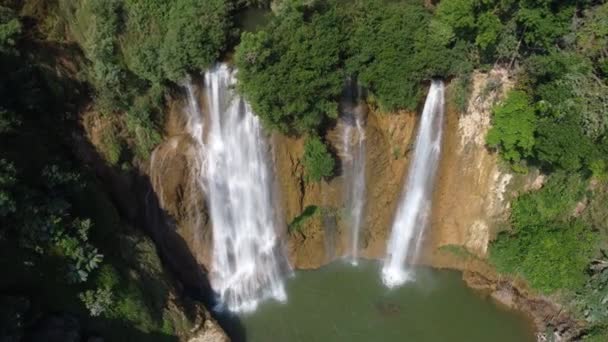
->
[340, 80, 367, 265]
[184, 64, 287, 312]
[382, 80, 445, 287]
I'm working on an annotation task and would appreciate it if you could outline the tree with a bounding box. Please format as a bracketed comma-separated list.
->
[434, 0, 476, 35]
[303, 136, 335, 182]
[534, 115, 594, 172]
[486, 91, 536, 167]
[160, 0, 230, 81]
[235, 0, 345, 134]
[346, 0, 432, 111]
[516, 1, 575, 52]
[475, 12, 502, 51]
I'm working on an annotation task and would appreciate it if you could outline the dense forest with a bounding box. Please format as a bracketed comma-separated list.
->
[1, 0, 607, 341]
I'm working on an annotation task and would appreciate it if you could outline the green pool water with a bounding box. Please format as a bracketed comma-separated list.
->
[238, 260, 535, 342]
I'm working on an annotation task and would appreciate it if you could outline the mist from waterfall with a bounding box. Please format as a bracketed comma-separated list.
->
[340, 80, 366, 265]
[183, 64, 287, 312]
[382, 80, 445, 288]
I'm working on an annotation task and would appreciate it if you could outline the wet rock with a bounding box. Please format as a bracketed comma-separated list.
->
[375, 302, 401, 317]
[278, 109, 417, 269]
[463, 271, 583, 341]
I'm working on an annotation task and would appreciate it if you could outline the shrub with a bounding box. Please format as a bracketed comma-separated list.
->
[510, 172, 585, 228]
[303, 136, 335, 182]
[447, 76, 472, 113]
[288, 205, 319, 233]
[491, 220, 596, 293]
[99, 125, 123, 165]
[490, 173, 598, 294]
[64, 0, 129, 113]
[486, 90, 536, 168]
[80, 286, 113, 317]
[83, 263, 157, 332]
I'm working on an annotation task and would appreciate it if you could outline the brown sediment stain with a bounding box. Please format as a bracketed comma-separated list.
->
[425, 68, 514, 266]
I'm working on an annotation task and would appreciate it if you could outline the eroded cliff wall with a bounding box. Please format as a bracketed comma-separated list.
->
[428, 68, 514, 266]
[275, 109, 418, 268]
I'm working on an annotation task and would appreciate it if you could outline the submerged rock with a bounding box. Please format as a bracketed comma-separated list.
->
[375, 301, 401, 317]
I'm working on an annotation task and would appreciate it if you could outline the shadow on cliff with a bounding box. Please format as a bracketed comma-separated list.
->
[3, 6, 247, 341]
[73, 127, 248, 340]
[23, 314, 180, 342]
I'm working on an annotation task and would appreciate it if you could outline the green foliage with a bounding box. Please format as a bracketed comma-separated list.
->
[79, 286, 113, 317]
[0, 161, 103, 283]
[510, 172, 585, 228]
[234, 0, 473, 130]
[120, 0, 169, 83]
[447, 75, 472, 113]
[80, 262, 159, 332]
[516, 2, 575, 51]
[0, 5, 21, 53]
[288, 205, 319, 233]
[346, 0, 464, 112]
[439, 244, 475, 260]
[160, 0, 229, 81]
[534, 115, 595, 172]
[52, 0, 231, 160]
[582, 183, 608, 250]
[583, 326, 608, 342]
[490, 174, 598, 293]
[492, 219, 596, 293]
[577, 3, 608, 76]
[124, 86, 164, 160]
[0, 109, 19, 133]
[575, 268, 608, 327]
[120, 0, 230, 82]
[0, 159, 16, 217]
[99, 125, 123, 165]
[486, 91, 536, 167]
[61, 0, 129, 112]
[303, 136, 335, 182]
[235, 0, 344, 133]
[346, 0, 429, 111]
[434, 0, 476, 35]
[517, 50, 608, 172]
[55, 219, 104, 283]
[475, 12, 502, 51]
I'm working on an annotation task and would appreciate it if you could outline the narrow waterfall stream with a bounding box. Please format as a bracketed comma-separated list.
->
[184, 64, 287, 313]
[340, 80, 366, 265]
[382, 81, 445, 287]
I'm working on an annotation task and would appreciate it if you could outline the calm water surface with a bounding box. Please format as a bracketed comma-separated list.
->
[238, 260, 534, 342]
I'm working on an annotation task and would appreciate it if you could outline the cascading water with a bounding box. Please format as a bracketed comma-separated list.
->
[381, 80, 445, 287]
[184, 64, 287, 312]
[340, 80, 366, 265]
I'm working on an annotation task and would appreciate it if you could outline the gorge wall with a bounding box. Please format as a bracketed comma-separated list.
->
[88, 68, 579, 340]
[142, 69, 517, 273]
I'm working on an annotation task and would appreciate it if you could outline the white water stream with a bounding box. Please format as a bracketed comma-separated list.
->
[340, 80, 366, 265]
[184, 64, 287, 312]
[382, 81, 445, 287]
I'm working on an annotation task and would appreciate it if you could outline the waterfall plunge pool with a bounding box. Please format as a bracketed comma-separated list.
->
[233, 260, 534, 342]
